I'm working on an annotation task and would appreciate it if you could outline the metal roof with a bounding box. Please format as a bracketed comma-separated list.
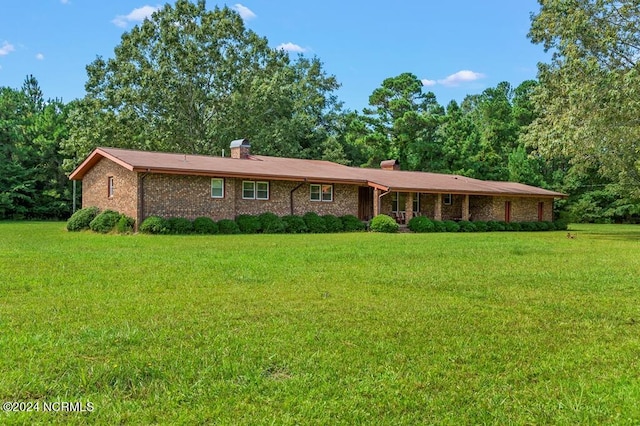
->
[69, 147, 566, 198]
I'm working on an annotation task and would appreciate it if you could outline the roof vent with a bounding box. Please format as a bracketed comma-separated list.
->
[230, 139, 250, 159]
[380, 159, 400, 171]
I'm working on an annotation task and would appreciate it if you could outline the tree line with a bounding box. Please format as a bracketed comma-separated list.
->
[1, 0, 638, 222]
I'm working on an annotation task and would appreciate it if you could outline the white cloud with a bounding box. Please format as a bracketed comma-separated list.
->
[438, 70, 485, 87]
[234, 4, 256, 20]
[36, 53, 44, 60]
[421, 70, 486, 88]
[277, 42, 306, 53]
[60, 0, 70, 4]
[0, 41, 15, 56]
[112, 5, 159, 28]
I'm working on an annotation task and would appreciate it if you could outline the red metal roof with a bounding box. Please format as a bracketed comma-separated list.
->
[69, 147, 566, 198]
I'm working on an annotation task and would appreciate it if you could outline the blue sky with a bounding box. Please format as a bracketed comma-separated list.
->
[0, 0, 549, 112]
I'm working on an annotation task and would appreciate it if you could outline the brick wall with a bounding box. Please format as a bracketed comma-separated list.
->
[81, 158, 139, 221]
[492, 196, 553, 222]
[81, 159, 555, 224]
[142, 174, 360, 220]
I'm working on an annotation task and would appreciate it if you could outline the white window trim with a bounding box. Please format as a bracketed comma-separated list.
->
[310, 184, 333, 202]
[443, 194, 453, 205]
[256, 181, 269, 200]
[108, 176, 114, 198]
[242, 181, 256, 199]
[242, 180, 269, 200]
[211, 178, 224, 199]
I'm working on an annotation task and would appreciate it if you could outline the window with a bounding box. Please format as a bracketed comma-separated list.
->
[242, 181, 269, 200]
[242, 181, 255, 199]
[392, 192, 419, 212]
[256, 182, 269, 200]
[108, 176, 114, 198]
[211, 178, 224, 198]
[310, 184, 333, 202]
[443, 194, 453, 205]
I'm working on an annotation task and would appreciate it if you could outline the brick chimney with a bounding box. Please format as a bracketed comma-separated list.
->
[380, 159, 400, 170]
[230, 139, 251, 159]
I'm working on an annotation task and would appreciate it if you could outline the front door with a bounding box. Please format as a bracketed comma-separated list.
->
[358, 187, 374, 221]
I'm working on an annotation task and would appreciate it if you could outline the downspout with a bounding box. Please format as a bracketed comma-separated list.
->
[290, 181, 306, 215]
[138, 171, 150, 231]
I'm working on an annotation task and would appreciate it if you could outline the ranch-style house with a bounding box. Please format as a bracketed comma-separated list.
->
[69, 139, 566, 228]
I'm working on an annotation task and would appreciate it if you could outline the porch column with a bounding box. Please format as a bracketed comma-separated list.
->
[434, 194, 442, 221]
[373, 188, 380, 217]
[462, 194, 470, 221]
[405, 192, 414, 222]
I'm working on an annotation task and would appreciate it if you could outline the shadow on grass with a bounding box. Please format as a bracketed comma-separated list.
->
[568, 225, 640, 241]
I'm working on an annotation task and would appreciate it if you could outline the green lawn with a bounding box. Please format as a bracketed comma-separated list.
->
[1, 222, 639, 424]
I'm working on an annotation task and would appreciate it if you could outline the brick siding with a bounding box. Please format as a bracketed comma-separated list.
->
[142, 174, 359, 220]
[81, 158, 139, 221]
[80, 158, 554, 225]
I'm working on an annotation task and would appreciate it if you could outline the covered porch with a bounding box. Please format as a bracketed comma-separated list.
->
[373, 190, 472, 224]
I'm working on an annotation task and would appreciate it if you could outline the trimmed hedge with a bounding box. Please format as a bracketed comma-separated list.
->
[89, 210, 121, 234]
[140, 216, 169, 234]
[370, 214, 399, 233]
[443, 220, 460, 233]
[167, 217, 193, 234]
[282, 215, 308, 233]
[116, 214, 135, 234]
[217, 219, 240, 234]
[193, 217, 218, 234]
[408, 216, 434, 233]
[457, 220, 476, 232]
[303, 212, 327, 233]
[323, 215, 344, 233]
[66, 206, 99, 231]
[236, 214, 261, 234]
[341, 215, 366, 232]
[258, 212, 285, 234]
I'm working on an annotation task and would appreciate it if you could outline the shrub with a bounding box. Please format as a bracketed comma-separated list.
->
[553, 219, 569, 231]
[486, 220, 506, 232]
[89, 210, 121, 233]
[443, 220, 460, 232]
[303, 212, 327, 233]
[282, 215, 308, 233]
[506, 222, 522, 232]
[236, 214, 261, 234]
[116, 214, 135, 234]
[543, 221, 556, 231]
[431, 220, 447, 232]
[217, 219, 240, 234]
[258, 212, 285, 234]
[140, 216, 169, 234]
[193, 217, 218, 234]
[457, 220, 476, 232]
[166, 217, 193, 234]
[66, 206, 99, 231]
[534, 221, 549, 231]
[340, 215, 366, 232]
[519, 222, 537, 232]
[323, 215, 344, 233]
[473, 221, 488, 232]
[370, 214, 399, 233]
[408, 216, 434, 233]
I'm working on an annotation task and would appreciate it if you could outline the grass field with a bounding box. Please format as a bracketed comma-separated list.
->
[1, 222, 639, 424]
